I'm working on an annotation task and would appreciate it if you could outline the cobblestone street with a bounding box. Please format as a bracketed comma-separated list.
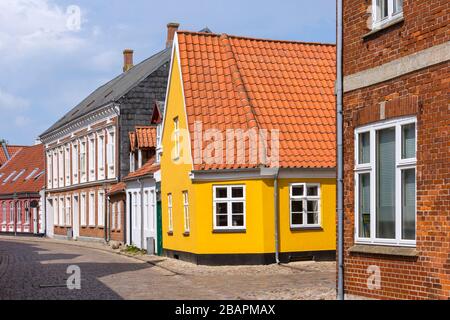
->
[0, 237, 336, 300]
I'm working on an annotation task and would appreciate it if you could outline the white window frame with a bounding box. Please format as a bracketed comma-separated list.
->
[59, 197, 64, 227]
[372, 0, 403, 30]
[80, 193, 87, 227]
[9, 202, 14, 224]
[64, 144, 71, 186]
[106, 127, 116, 179]
[117, 201, 122, 231]
[47, 152, 53, 188]
[354, 116, 417, 247]
[167, 193, 173, 232]
[24, 201, 30, 225]
[88, 135, 96, 181]
[53, 197, 58, 226]
[16, 202, 22, 225]
[97, 131, 105, 180]
[58, 148, 64, 188]
[73, 194, 79, 229]
[52, 150, 58, 186]
[65, 196, 71, 226]
[111, 202, 116, 231]
[72, 141, 79, 185]
[97, 191, 105, 227]
[213, 185, 246, 231]
[80, 139, 87, 183]
[183, 191, 190, 233]
[289, 183, 322, 229]
[88, 192, 95, 227]
[1, 202, 6, 224]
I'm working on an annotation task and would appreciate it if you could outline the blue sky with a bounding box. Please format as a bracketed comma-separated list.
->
[0, 0, 335, 145]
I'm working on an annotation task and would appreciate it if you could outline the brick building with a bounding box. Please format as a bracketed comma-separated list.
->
[38, 23, 178, 242]
[342, 0, 449, 299]
[0, 144, 45, 235]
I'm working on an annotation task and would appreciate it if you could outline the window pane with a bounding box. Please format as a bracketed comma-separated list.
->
[216, 202, 228, 214]
[231, 187, 244, 198]
[232, 202, 244, 214]
[217, 215, 228, 227]
[359, 173, 371, 238]
[402, 169, 416, 240]
[402, 123, 416, 159]
[376, 128, 396, 239]
[292, 213, 303, 225]
[292, 185, 304, 196]
[307, 212, 318, 225]
[291, 200, 303, 213]
[307, 200, 318, 212]
[394, 0, 403, 13]
[359, 132, 370, 164]
[307, 186, 319, 196]
[215, 187, 228, 199]
[232, 215, 244, 227]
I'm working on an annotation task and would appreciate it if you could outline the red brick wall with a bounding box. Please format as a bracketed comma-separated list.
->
[342, 62, 450, 299]
[343, 0, 449, 75]
[109, 194, 126, 243]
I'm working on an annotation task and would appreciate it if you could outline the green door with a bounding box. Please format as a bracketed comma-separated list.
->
[157, 201, 163, 256]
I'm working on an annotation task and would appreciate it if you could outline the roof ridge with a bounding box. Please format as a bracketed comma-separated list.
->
[177, 30, 336, 47]
[219, 34, 260, 132]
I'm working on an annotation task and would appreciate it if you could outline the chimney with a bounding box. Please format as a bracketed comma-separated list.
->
[166, 22, 180, 48]
[1, 142, 10, 161]
[123, 49, 134, 72]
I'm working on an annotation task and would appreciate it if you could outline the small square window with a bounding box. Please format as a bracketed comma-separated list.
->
[292, 185, 304, 196]
[232, 202, 244, 214]
[216, 202, 228, 214]
[307, 186, 319, 197]
[216, 188, 228, 199]
[231, 187, 244, 198]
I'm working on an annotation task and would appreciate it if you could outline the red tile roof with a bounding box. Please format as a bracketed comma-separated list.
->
[124, 157, 160, 181]
[0, 144, 45, 195]
[129, 127, 157, 152]
[0, 145, 24, 167]
[108, 182, 126, 195]
[176, 31, 336, 170]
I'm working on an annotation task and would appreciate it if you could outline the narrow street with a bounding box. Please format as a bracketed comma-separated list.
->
[0, 237, 336, 300]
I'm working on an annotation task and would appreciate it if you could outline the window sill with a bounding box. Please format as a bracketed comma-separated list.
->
[363, 16, 404, 39]
[290, 226, 323, 232]
[213, 229, 246, 234]
[349, 244, 418, 257]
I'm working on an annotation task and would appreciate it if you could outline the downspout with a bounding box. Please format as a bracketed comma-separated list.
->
[337, 0, 345, 301]
[137, 178, 144, 250]
[274, 168, 280, 264]
[105, 187, 109, 243]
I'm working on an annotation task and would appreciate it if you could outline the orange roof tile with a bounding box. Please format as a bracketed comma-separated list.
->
[0, 145, 24, 167]
[135, 126, 157, 149]
[123, 157, 160, 181]
[0, 144, 45, 195]
[108, 182, 126, 195]
[176, 31, 336, 170]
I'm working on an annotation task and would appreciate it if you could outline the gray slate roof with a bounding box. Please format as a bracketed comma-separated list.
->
[40, 47, 172, 137]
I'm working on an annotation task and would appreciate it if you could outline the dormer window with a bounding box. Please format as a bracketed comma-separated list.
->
[372, 0, 403, 30]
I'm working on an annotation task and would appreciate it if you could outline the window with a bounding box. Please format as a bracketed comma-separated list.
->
[58, 148, 64, 187]
[89, 192, 95, 226]
[53, 198, 59, 226]
[167, 194, 173, 232]
[24, 201, 29, 224]
[107, 129, 115, 178]
[16, 202, 22, 225]
[47, 152, 52, 188]
[72, 142, 79, 184]
[355, 117, 416, 246]
[3, 171, 16, 184]
[290, 184, 321, 228]
[12, 169, 25, 182]
[173, 117, 180, 159]
[65, 197, 71, 226]
[97, 133, 105, 180]
[9, 202, 14, 224]
[1, 202, 6, 224]
[80, 139, 87, 182]
[59, 197, 64, 226]
[65, 144, 70, 186]
[73, 195, 79, 229]
[52, 151, 58, 185]
[88, 136, 95, 181]
[117, 201, 122, 231]
[183, 191, 190, 233]
[372, 0, 403, 29]
[98, 191, 104, 227]
[213, 185, 246, 230]
[26, 168, 39, 181]
[80, 193, 87, 226]
[111, 203, 116, 230]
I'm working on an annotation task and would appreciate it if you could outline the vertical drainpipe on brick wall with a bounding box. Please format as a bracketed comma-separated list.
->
[336, 0, 345, 301]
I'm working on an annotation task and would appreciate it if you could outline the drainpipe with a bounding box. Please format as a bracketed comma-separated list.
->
[337, 0, 345, 301]
[137, 179, 144, 250]
[274, 168, 280, 264]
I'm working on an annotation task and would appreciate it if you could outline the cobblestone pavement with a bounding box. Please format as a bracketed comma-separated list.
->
[0, 237, 336, 300]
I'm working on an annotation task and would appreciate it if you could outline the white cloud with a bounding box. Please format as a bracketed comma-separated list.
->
[0, 89, 30, 110]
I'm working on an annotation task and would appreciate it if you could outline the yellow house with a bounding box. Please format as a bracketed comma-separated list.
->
[160, 30, 337, 265]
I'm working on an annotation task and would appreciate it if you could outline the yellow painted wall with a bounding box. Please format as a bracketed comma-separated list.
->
[161, 48, 336, 256]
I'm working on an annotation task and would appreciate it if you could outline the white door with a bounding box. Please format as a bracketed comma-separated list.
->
[143, 190, 157, 252]
[73, 195, 79, 239]
[131, 192, 142, 248]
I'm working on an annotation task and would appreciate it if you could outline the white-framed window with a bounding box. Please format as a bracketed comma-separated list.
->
[52, 150, 58, 186]
[182, 191, 190, 233]
[97, 191, 104, 227]
[64, 144, 70, 186]
[59, 197, 64, 227]
[16, 202, 22, 225]
[97, 132, 105, 180]
[72, 142, 79, 185]
[47, 152, 53, 188]
[65, 196, 71, 226]
[24, 201, 29, 224]
[9, 202, 14, 224]
[111, 202, 116, 230]
[355, 116, 417, 247]
[73, 194, 79, 228]
[167, 193, 173, 232]
[106, 128, 115, 179]
[132, 192, 139, 228]
[12, 169, 25, 182]
[88, 135, 96, 181]
[88, 192, 95, 226]
[117, 201, 122, 231]
[213, 185, 246, 230]
[173, 117, 180, 159]
[53, 197, 58, 226]
[80, 139, 87, 183]
[372, 0, 403, 29]
[80, 193, 87, 227]
[58, 148, 64, 187]
[1, 202, 6, 224]
[130, 152, 135, 172]
[290, 183, 321, 228]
